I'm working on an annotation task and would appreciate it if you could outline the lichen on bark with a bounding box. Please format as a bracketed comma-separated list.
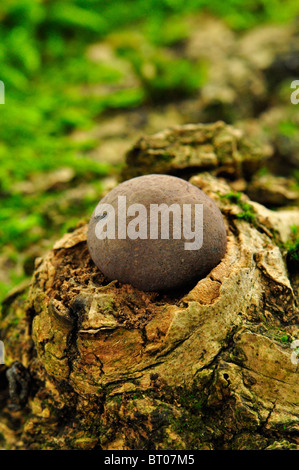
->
[0, 122, 298, 450]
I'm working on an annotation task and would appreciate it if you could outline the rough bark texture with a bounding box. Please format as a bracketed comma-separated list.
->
[0, 122, 298, 450]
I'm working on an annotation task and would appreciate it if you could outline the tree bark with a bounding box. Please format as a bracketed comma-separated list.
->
[0, 122, 298, 450]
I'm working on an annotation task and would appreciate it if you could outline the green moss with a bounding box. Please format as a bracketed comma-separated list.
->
[178, 391, 204, 413]
[220, 191, 256, 224]
[293, 170, 299, 189]
[235, 203, 256, 223]
[113, 395, 122, 404]
[256, 166, 270, 177]
[286, 240, 299, 262]
[278, 120, 298, 138]
[220, 191, 242, 204]
[280, 225, 299, 267]
[170, 411, 209, 449]
[117, 43, 206, 100]
[280, 335, 289, 343]
[145, 14, 190, 46]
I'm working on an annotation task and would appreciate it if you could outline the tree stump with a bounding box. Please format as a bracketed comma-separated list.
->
[0, 122, 298, 450]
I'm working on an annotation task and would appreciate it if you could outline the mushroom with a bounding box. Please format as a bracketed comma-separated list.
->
[87, 174, 227, 292]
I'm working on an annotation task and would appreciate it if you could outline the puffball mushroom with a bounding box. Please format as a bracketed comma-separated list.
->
[87, 174, 227, 292]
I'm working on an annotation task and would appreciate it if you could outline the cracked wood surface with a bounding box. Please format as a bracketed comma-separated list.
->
[0, 122, 298, 450]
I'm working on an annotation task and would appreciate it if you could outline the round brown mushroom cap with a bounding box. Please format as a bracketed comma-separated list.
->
[87, 174, 227, 292]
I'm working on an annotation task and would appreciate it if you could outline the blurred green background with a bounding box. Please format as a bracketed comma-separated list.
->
[0, 0, 299, 301]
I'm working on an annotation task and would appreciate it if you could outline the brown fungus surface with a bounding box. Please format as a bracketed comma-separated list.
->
[87, 174, 227, 292]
